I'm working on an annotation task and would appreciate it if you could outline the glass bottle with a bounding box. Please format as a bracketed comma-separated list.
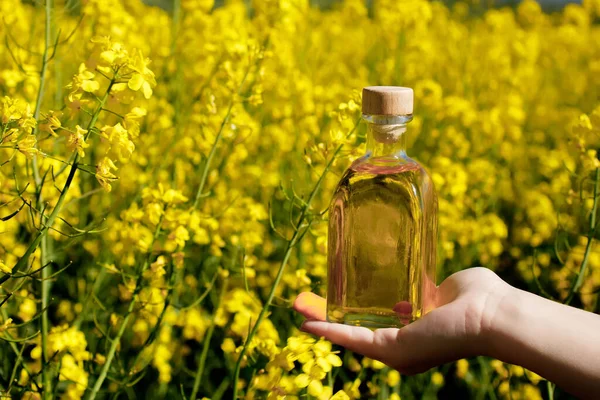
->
[327, 86, 438, 328]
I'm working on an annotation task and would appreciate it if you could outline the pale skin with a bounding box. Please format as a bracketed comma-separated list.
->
[293, 268, 600, 399]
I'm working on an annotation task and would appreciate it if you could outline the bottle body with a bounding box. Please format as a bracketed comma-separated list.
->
[327, 117, 437, 328]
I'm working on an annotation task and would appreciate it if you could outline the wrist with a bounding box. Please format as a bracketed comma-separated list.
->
[474, 280, 600, 398]
[479, 282, 525, 360]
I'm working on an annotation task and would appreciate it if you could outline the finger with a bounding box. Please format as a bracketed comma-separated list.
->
[300, 320, 397, 362]
[293, 292, 327, 321]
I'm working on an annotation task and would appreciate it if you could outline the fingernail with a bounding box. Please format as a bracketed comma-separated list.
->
[299, 321, 307, 332]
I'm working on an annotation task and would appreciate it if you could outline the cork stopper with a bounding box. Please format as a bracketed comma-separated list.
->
[362, 86, 414, 116]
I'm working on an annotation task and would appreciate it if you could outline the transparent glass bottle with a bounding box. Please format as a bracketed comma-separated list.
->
[327, 86, 438, 328]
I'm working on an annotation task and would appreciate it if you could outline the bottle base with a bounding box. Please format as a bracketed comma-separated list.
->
[327, 308, 412, 329]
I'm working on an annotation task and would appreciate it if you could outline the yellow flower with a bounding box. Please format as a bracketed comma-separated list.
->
[154, 341, 173, 383]
[142, 184, 189, 205]
[91, 36, 128, 68]
[1, 96, 21, 123]
[39, 110, 62, 136]
[150, 255, 168, 271]
[295, 361, 327, 397]
[1, 96, 35, 128]
[490, 359, 508, 378]
[182, 0, 214, 13]
[0, 318, 13, 333]
[48, 325, 91, 362]
[370, 360, 386, 370]
[330, 391, 351, 400]
[510, 364, 525, 377]
[252, 367, 292, 398]
[172, 252, 185, 269]
[101, 123, 135, 160]
[95, 354, 106, 365]
[96, 157, 118, 192]
[181, 308, 209, 341]
[123, 107, 147, 138]
[17, 135, 39, 158]
[284, 333, 315, 364]
[498, 381, 510, 396]
[18, 297, 36, 322]
[221, 338, 236, 353]
[56, 300, 76, 322]
[30, 345, 42, 360]
[456, 359, 469, 379]
[343, 378, 361, 399]
[167, 225, 190, 250]
[144, 255, 167, 284]
[267, 348, 295, 372]
[431, 371, 444, 386]
[66, 125, 90, 157]
[127, 49, 156, 99]
[524, 369, 544, 385]
[64, 94, 90, 120]
[67, 63, 99, 99]
[312, 339, 342, 372]
[145, 202, 163, 225]
[0, 260, 12, 274]
[59, 354, 89, 398]
[387, 370, 401, 387]
[522, 384, 543, 400]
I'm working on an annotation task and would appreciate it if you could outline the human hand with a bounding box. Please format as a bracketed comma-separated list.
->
[293, 267, 512, 374]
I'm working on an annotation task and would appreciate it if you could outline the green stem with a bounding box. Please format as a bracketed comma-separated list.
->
[32, 0, 52, 186]
[86, 213, 164, 400]
[566, 167, 600, 304]
[231, 134, 353, 399]
[190, 278, 228, 400]
[192, 62, 253, 210]
[0, 308, 42, 393]
[9, 81, 114, 277]
[7, 343, 25, 393]
[36, 4, 53, 395]
[73, 269, 105, 330]
[40, 226, 52, 400]
[230, 219, 295, 399]
[192, 100, 234, 209]
[547, 380, 555, 400]
[127, 263, 176, 378]
[211, 378, 231, 400]
[6, 79, 112, 397]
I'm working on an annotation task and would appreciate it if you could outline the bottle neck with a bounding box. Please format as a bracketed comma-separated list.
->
[364, 114, 412, 158]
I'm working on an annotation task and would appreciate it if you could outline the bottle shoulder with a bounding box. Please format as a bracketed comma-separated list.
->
[350, 153, 428, 170]
[333, 155, 437, 199]
[346, 155, 434, 181]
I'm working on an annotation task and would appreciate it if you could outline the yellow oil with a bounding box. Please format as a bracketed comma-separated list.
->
[327, 156, 437, 328]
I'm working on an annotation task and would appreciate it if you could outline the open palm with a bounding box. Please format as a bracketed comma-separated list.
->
[293, 267, 510, 374]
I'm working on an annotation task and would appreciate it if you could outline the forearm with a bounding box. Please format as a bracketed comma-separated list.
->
[487, 286, 600, 398]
